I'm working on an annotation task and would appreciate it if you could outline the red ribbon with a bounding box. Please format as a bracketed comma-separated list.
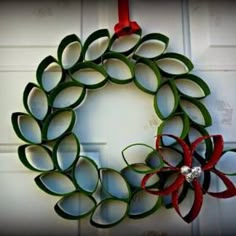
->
[141, 134, 236, 223]
[114, 0, 141, 36]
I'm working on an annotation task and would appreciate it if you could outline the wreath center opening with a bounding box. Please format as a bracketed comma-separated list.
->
[73, 82, 161, 170]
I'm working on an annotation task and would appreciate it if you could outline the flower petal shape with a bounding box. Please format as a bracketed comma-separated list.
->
[35, 172, 75, 196]
[70, 61, 108, 89]
[180, 97, 212, 127]
[174, 74, 210, 99]
[122, 143, 163, 174]
[128, 189, 162, 219]
[83, 29, 110, 63]
[191, 135, 223, 170]
[53, 132, 80, 171]
[18, 144, 54, 172]
[55, 192, 96, 219]
[207, 169, 236, 198]
[154, 80, 179, 119]
[49, 81, 86, 109]
[134, 58, 161, 94]
[42, 109, 76, 141]
[172, 179, 203, 223]
[102, 52, 134, 84]
[156, 53, 193, 77]
[73, 156, 99, 194]
[23, 83, 48, 120]
[57, 34, 82, 69]
[133, 33, 169, 59]
[109, 31, 141, 56]
[36, 56, 63, 92]
[100, 168, 130, 200]
[90, 199, 128, 228]
[11, 113, 42, 144]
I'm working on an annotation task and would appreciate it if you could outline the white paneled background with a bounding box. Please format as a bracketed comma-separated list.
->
[0, 0, 236, 235]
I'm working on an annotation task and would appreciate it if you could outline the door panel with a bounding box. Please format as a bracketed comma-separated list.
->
[0, 153, 79, 236]
[189, 0, 236, 70]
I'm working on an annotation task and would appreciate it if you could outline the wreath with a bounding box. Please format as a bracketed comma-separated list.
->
[11, 0, 236, 228]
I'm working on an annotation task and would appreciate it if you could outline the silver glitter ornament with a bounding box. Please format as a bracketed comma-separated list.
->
[180, 165, 191, 175]
[180, 166, 202, 183]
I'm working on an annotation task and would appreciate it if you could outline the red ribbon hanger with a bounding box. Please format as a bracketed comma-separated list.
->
[114, 0, 141, 36]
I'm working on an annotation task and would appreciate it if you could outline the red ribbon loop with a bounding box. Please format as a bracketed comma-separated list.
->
[172, 179, 203, 223]
[114, 0, 141, 36]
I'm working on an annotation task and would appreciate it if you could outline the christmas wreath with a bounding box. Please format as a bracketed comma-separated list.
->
[11, 0, 236, 228]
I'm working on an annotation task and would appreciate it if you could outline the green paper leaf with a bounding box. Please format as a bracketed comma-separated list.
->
[54, 192, 96, 220]
[49, 81, 86, 109]
[158, 113, 190, 146]
[154, 80, 179, 119]
[55, 192, 96, 220]
[122, 143, 163, 173]
[102, 52, 134, 84]
[180, 97, 212, 127]
[133, 33, 169, 59]
[109, 30, 142, 56]
[73, 156, 99, 194]
[128, 189, 162, 219]
[18, 144, 54, 172]
[35, 172, 75, 196]
[69, 61, 108, 89]
[53, 132, 80, 171]
[42, 109, 76, 141]
[23, 83, 49, 120]
[11, 112, 42, 144]
[100, 168, 130, 200]
[134, 58, 161, 94]
[57, 34, 82, 70]
[156, 53, 194, 77]
[90, 199, 128, 228]
[36, 56, 64, 92]
[83, 29, 110, 63]
[174, 74, 210, 99]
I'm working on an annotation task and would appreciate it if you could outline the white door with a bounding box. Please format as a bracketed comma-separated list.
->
[0, 0, 236, 235]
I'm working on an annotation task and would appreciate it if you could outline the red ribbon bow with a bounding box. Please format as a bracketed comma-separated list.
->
[114, 0, 141, 36]
[141, 134, 236, 223]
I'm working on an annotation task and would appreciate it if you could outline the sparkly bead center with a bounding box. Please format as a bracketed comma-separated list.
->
[180, 165, 202, 183]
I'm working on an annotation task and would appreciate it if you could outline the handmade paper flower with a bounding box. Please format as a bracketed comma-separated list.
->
[141, 134, 236, 223]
